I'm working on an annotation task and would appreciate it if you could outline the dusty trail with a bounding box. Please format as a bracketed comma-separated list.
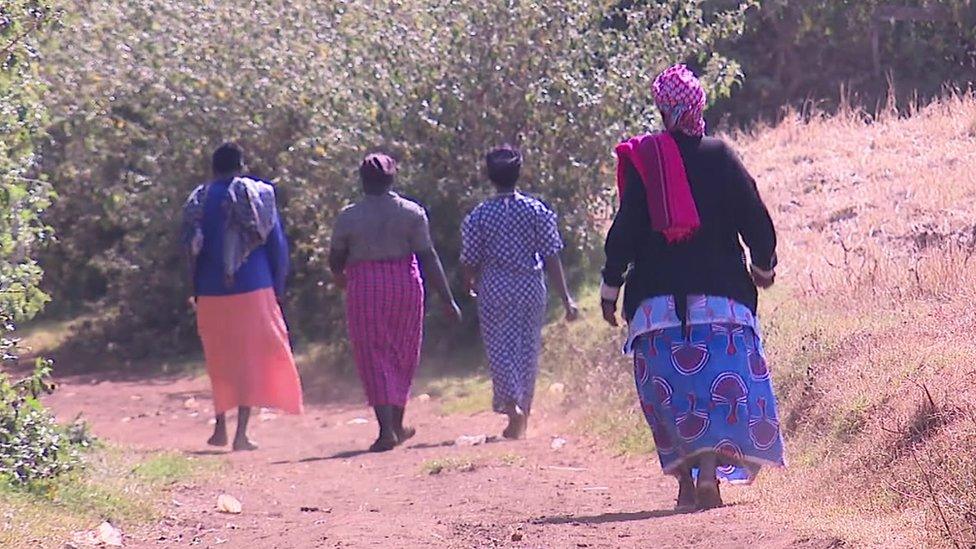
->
[47, 373, 834, 548]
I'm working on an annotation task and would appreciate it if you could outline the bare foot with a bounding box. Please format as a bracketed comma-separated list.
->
[695, 479, 723, 510]
[502, 413, 527, 440]
[232, 437, 259, 451]
[675, 477, 696, 512]
[208, 430, 228, 447]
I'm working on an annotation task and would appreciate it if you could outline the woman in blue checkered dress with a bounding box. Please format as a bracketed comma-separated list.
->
[461, 145, 579, 439]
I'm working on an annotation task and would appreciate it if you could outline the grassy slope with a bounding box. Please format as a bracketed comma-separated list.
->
[541, 95, 976, 547]
[0, 447, 220, 548]
[16, 96, 975, 547]
[740, 96, 976, 547]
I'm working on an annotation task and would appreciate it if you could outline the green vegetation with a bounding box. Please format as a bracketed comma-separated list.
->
[35, 0, 752, 363]
[424, 375, 493, 416]
[132, 451, 222, 485]
[420, 452, 526, 475]
[420, 456, 477, 475]
[0, 365, 90, 485]
[715, 0, 976, 123]
[0, 0, 84, 488]
[0, 447, 215, 547]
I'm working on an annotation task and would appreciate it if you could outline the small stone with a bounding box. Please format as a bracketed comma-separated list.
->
[217, 494, 243, 514]
[95, 521, 123, 546]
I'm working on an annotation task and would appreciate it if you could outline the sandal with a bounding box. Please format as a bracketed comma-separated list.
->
[368, 433, 399, 453]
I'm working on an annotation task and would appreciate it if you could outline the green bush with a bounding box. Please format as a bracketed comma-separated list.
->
[35, 0, 752, 363]
[713, 0, 976, 124]
[1, 1, 82, 486]
[0, 361, 85, 485]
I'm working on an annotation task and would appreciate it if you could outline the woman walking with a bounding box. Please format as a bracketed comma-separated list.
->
[601, 65, 785, 510]
[182, 143, 304, 451]
[461, 145, 578, 440]
[330, 153, 462, 453]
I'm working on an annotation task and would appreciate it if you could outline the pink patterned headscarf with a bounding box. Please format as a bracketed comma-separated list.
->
[652, 64, 706, 137]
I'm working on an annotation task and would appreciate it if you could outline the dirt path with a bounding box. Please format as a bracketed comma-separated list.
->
[46, 374, 835, 549]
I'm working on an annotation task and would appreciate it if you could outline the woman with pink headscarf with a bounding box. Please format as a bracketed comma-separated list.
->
[601, 65, 785, 510]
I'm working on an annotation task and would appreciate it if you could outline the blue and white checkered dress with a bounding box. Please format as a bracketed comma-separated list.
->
[461, 191, 563, 414]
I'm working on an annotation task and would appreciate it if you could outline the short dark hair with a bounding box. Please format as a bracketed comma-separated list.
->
[485, 144, 522, 188]
[212, 142, 244, 174]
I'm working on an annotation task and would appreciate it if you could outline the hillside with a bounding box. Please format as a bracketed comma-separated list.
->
[546, 94, 976, 547]
[749, 95, 976, 546]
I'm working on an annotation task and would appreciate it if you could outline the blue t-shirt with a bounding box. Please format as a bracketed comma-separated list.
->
[193, 179, 290, 297]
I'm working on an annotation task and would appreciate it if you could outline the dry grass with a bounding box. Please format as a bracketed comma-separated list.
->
[536, 93, 976, 547]
[731, 93, 976, 547]
[0, 447, 219, 548]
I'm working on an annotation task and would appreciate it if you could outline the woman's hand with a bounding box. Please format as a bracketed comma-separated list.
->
[601, 299, 619, 327]
[464, 276, 478, 298]
[187, 296, 197, 312]
[563, 298, 580, 322]
[750, 266, 775, 289]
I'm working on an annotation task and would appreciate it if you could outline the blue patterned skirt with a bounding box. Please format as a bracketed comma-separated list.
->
[476, 270, 547, 414]
[633, 323, 786, 484]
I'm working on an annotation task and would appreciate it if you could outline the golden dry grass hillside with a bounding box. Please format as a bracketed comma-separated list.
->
[741, 95, 976, 547]
[542, 94, 976, 548]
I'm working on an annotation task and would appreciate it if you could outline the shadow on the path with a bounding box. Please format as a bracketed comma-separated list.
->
[535, 502, 742, 526]
[186, 449, 229, 456]
[269, 448, 372, 464]
[533, 509, 688, 525]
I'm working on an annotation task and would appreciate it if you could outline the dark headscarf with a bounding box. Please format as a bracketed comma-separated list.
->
[485, 145, 522, 187]
[360, 153, 397, 188]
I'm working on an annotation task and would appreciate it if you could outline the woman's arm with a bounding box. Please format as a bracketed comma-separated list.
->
[417, 247, 462, 322]
[266, 214, 290, 299]
[412, 208, 461, 321]
[329, 213, 350, 289]
[535, 205, 577, 321]
[601, 164, 644, 326]
[544, 253, 579, 321]
[328, 247, 349, 289]
[459, 212, 482, 297]
[724, 144, 777, 288]
[185, 252, 198, 311]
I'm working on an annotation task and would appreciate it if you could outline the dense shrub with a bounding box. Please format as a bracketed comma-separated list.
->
[34, 2, 976, 365]
[0, 0, 83, 486]
[36, 0, 751, 363]
[712, 0, 976, 124]
[0, 361, 86, 485]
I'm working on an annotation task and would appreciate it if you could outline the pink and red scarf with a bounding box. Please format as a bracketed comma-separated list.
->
[615, 133, 700, 244]
[614, 64, 706, 243]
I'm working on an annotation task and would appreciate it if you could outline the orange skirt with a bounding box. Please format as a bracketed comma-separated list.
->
[196, 288, 303, 415]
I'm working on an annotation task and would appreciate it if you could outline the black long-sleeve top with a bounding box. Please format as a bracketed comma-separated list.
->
[602, 133, 777, 322]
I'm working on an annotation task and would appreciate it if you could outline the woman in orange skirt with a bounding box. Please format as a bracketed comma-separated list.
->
[181, 143, 304, 451]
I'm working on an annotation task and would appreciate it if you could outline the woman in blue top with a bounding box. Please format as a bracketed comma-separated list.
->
[182, 143, 304, 451]
[461, 145, 579, 439]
